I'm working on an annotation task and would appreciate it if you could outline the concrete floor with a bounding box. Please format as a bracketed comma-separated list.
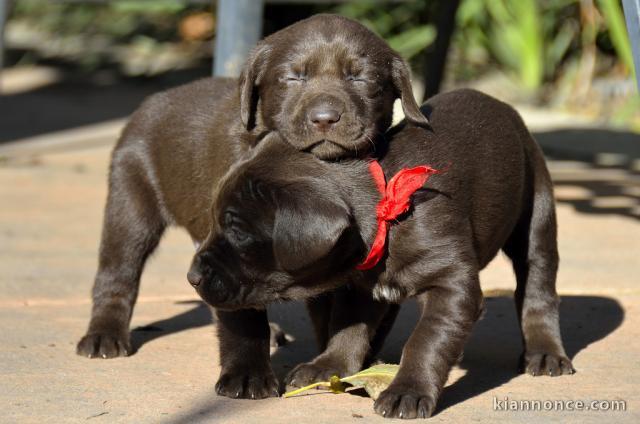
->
[1, 121, 639, 423]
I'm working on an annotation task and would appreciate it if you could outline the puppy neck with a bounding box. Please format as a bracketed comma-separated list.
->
[328, 160, 382, 259]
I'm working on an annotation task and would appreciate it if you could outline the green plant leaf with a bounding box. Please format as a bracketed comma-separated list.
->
[546, 20, 578, 75]
[387, 25, 436, 60]
[340, 364, 399, 400]
[111, 0, 186, 14]
[596, 0, 635, 75]
[283, 364, 399, 400]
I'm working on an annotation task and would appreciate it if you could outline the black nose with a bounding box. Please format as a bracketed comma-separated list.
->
[187, 268, 203, 287]
[309, 105, 341, 131]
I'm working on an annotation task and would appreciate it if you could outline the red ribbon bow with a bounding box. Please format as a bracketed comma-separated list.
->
[356, 160, 441, 270]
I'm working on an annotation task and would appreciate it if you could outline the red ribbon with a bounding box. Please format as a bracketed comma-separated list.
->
[356, 160, 441, 270]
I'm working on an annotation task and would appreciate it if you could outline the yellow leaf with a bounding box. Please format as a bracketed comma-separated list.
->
[283, 364, 399, 400]
[340, 364, 399, 400]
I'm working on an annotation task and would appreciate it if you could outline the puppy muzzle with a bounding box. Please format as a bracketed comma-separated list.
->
[188, 253, 238, 307]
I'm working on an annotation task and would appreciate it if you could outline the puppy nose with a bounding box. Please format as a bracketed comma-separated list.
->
[187, 269, 203, 287]
[309, 106, 341, 131]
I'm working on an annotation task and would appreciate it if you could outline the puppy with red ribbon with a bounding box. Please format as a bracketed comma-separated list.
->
[356, 161, 442, 271]
[189, 89, 573, 419]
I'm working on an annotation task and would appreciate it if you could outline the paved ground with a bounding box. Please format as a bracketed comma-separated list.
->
[1, 112, 639, 423]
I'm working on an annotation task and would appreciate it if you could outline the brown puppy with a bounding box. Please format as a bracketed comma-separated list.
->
[189, 89, 574, 417]
[243, 14, 428, 158]
[77, 14, 425, 398]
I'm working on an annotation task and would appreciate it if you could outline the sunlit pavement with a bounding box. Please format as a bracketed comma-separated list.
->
[1, 115, 638, 423]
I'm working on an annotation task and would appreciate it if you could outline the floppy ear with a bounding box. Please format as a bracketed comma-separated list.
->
[391, 56, 429, 126]
[239, 43, 270, 129]
[273, 195, 351, 272]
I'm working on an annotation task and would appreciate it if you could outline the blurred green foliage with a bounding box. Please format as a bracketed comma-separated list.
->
[456, 0, 633, 91]
[455, 0, 635, 90]
[463, 0, 547, 90]
[8, 0, 211, 74]
[597, 0, 634, 74]
[12, 0, 196, 42]
[334, 0, 436, 60]
[7, 0, 637, 112]
[335, 0, 635, 108]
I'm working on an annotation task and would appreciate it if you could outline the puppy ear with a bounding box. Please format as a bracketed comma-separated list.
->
[239, 43, 270, 130]
[391, 56, 429, 126]
[273, 195, 351, 272]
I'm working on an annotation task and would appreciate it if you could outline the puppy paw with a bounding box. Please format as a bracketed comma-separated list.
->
[285, 359, 347, 388]
[374, 384, 437, 419]
[76, 331, 131, 359]
[215, 369, 280, 399]
[523, 351, 575, 376]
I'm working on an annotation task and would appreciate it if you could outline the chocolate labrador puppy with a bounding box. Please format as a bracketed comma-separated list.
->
[242, 14, 428, 159]
[77, 14, 426, 362]
[189, 89, 574, 418]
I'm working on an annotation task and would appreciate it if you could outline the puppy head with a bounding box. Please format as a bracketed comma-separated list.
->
[239, 14, 427, 159]
[188, 134, 363, 310]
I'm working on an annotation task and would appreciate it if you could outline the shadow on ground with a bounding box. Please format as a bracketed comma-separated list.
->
[553, 177, 639, 220]
[534, 129, 640, 221]
[435, 294, 624, 414]
[130, 300, 213, 354]
[0, 67, 210, 143]
[534, 129, 640, 167]
[134, 294, 623, 422]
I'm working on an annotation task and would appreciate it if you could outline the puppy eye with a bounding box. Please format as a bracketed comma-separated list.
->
[223, 211, 253, 245]
[283, 73, 307, 84]
[227, 225, 253, 246]
[230, 227, 250, 244]
[346, 75, 367, 84]
[223, 211, 235, 227]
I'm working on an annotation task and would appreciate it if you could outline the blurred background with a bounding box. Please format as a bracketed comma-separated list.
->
[0, 0, 638, 143]
[1, 3, 639, 422]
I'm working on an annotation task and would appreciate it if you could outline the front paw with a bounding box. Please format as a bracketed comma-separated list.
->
[522, 351, 575, 376]
[374, 383, 437, 419]
[76, 331, 131, 359]
[215, 368, 280, 399]
[285, 359, 347, 388]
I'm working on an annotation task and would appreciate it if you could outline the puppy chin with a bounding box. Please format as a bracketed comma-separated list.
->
[193, 284, 234, 310]
[206, 302, 265, 311]
[194, 285, 269, 311]
[303, 139, 373, 160]
[197, 293, 265, 311]
[305, 140, 349, 159]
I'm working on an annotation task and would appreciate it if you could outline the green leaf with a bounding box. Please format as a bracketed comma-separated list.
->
[111, 0, 186, 14]
[596, 0, 635, 76]
[283, 363, 400, 400]
[545, 20, 578, 76]
[387, 25, 436, 60]
[340, 364, 399, 400]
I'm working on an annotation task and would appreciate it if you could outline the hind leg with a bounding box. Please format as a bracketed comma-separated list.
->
[77, 165, 166, 358]
[504, 183, 574, 376]
[305, 292, 333, 352]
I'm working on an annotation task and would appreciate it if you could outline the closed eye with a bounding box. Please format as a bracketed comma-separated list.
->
[282, 73, 307, 84]
[223, 211, 253, 246]
[226, 225, 254, 248]
[346, 75, 367, 84]
[230, 227, 250, 243]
